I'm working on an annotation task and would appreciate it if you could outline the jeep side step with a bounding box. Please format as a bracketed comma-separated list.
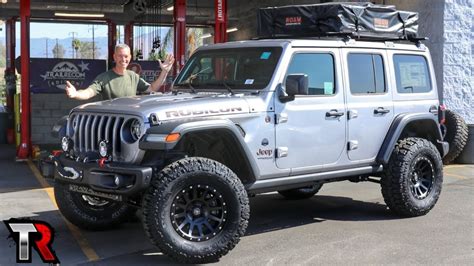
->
[246, 165, 383, 194]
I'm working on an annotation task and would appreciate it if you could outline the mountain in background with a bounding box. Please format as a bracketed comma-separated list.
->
[0, 37, 109, 59]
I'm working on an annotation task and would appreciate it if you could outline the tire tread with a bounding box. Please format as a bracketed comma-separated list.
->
[142, 157, 249, 264]
[54, 181, 136, 231]
[381, 137, 443, 217]
[443, 109, 469, 164]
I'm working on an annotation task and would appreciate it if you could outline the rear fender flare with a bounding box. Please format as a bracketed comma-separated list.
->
[377, 113, 446, 164]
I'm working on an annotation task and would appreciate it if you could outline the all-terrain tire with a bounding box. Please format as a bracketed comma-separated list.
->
[54, 181, 136, 230]
[443, 109, 468, 164]
[381, 138, 443, 217]
[278, 183, 323, 200]
[142, 157, 250, 264]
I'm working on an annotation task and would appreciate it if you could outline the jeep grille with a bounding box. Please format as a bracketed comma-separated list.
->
[67, 112, 144, 162]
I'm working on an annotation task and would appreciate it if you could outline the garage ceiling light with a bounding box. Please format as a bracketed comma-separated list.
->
[54, 12, 105, 18]
[166, 6, 174, 11]
[201, 33, 212, 39]
[201, 28, 238, 39]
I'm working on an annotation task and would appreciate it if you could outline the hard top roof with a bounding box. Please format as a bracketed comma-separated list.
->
[198, 38, 427, 52]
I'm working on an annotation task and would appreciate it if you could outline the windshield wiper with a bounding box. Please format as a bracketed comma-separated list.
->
[173, 77, 197, 94]
[222, 81, 235, 95]
[174, 67, 211, 94]
[186, 81, 197, 94]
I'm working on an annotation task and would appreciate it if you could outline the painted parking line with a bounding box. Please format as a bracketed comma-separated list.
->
[444, 173, 467, 180]
[0, 187, 39, 193]
[27, 160, 100, 262]
[444, 164, 473, 180]
[444, 164, 473, 169]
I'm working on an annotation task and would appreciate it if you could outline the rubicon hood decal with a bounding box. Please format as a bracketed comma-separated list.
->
[74, 93, 251, 121]
[165, 107, 244, 118]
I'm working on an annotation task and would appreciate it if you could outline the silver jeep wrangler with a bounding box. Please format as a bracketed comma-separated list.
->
[49, 37, 448, 263]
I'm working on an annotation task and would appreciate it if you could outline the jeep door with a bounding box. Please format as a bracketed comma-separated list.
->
[342, 49, 394, 162]
[274, 49, 346, 171]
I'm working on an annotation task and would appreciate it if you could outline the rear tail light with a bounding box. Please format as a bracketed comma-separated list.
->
[439, 104, 446, 124]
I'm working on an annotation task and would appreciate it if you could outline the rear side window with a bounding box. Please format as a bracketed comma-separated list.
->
[286, 53, 335, 95]
[393, 55, 431, 93]
[348, 53, 386, 94]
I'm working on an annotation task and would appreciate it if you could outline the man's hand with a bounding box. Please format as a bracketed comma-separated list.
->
[147, 54, 175, 93]
[65, 81, 77, 99]
[65, 81, 95, 100]
[159, 54, 175, 73]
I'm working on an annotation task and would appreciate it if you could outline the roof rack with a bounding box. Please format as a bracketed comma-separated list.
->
[253, 32, 428, 44]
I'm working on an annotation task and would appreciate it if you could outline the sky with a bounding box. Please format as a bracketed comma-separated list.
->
[0, 21, 175, 59]
[20, 22, 109, 39]
[0, 21, 173, 59]
[0, 21, 169, 41]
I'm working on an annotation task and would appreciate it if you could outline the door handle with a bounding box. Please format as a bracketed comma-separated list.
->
[374, 107, 390, 114]
[429, 105, 438, 114]
[326, 109, 344, 118]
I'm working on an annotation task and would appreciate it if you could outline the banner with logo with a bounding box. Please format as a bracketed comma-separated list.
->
[16, 57, 107, 93]
[127, 61, 174, 92]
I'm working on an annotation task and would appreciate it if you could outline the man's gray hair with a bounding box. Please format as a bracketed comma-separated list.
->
[115, 43, 131, 52]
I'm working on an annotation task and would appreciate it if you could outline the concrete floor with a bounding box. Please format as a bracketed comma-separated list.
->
[0, 144, 473, 265]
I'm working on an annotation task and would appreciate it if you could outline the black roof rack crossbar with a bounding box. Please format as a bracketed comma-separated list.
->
[253, 32, 427, 43]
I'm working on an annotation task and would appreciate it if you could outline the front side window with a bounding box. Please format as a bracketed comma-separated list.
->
[393, 55, 431, 93]
[285, 53, 335, 95]
[348, 53, 386, 94]
[175, 47, 282, 90]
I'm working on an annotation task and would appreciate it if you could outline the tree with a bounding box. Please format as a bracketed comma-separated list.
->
[0, 42, 6, 67]
[147, 51, 160, 61]
[72, 38, 81, 58]
[147, 28, 173, 61]
[78, 41, 100, 59]
[52, 43, 66, 58]
[160, 28, 173, 59]
[186, 28, 204, 58]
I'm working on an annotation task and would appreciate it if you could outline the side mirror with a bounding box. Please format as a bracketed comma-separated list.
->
[279, 74, 308, 102]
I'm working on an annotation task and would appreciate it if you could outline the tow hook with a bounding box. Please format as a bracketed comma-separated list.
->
[52, 157, 82, 180]
[98, 157, 108, 168]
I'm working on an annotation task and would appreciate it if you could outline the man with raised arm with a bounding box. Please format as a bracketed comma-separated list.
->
[65, 43, 174, 100]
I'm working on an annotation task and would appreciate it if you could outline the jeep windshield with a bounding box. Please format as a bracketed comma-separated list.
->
[174, 47, 282, 91]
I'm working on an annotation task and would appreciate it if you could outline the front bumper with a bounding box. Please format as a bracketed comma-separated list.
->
[51, 154, 153, 198]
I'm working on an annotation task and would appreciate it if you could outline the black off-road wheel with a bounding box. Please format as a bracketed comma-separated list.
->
[381, 138, 443, 217]
[142, 157, 250, 264]
[443, 109, 468, 164]
[54, 181, 136, 230]
[278, 183, 323, 200]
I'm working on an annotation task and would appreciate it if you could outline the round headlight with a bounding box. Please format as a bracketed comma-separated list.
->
[130, 119, 142, 141]
[61, 137, 70, 152]
[99, 140, 109, 157]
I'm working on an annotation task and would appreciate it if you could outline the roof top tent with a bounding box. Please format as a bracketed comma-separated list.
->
[257, 2, 420, 41]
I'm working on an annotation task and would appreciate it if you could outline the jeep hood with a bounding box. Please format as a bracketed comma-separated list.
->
[72, 93, 251, 122]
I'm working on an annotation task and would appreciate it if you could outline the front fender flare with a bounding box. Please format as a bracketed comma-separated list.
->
[140, 119, 260, 179]
[51, 115, 68, 139]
